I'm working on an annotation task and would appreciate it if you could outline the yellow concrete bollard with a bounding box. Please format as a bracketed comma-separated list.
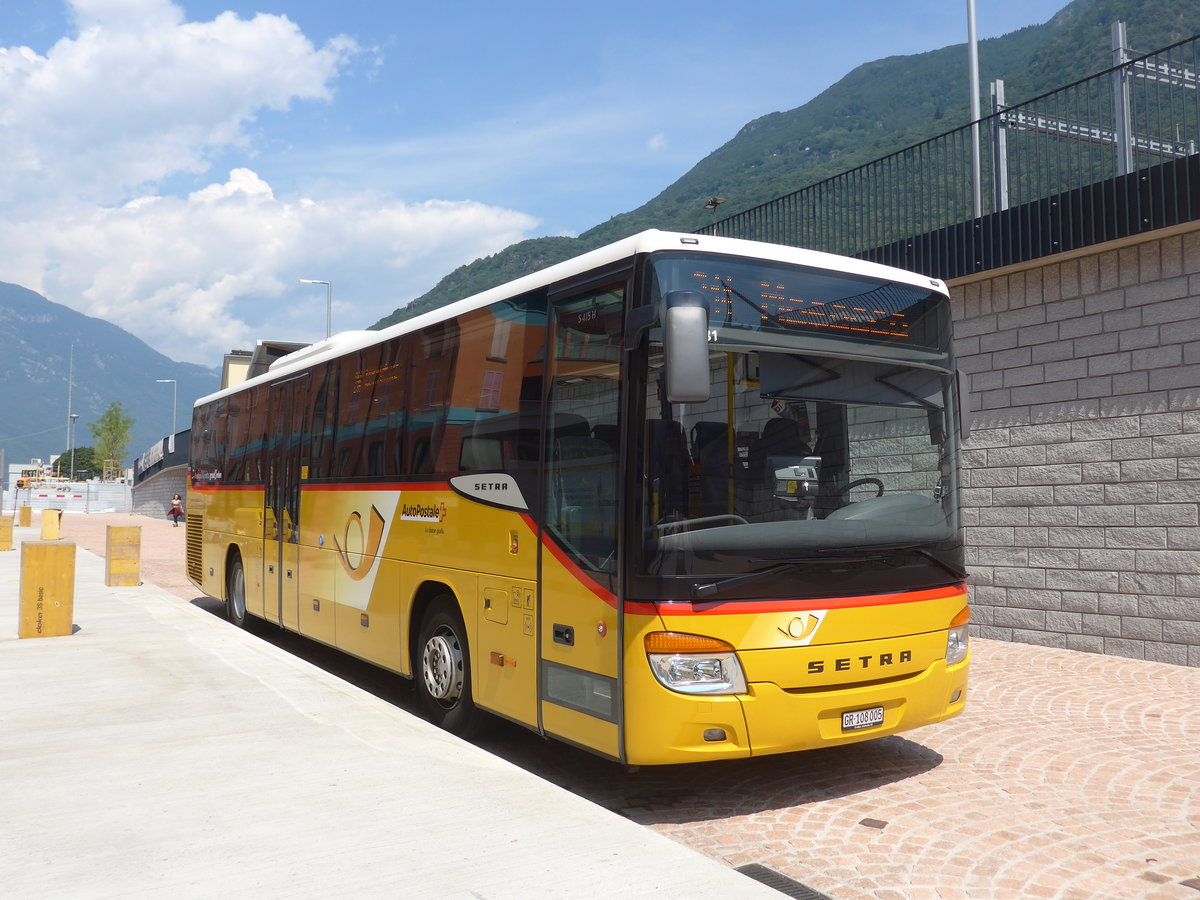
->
[40, 508, 62, 541]
[105, 525, 141, 587]
[0, 517, 12, 552]
[18, 506, 31, 527]
[19, 541, 76, 638]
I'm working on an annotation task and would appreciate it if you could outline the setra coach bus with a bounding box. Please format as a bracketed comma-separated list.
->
[187, 230, 970, 765]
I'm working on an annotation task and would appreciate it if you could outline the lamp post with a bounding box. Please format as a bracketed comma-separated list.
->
[156, 379, 177, 438]
[69, 414, 79, 481]
[704, 196, 726, 224]
[298, 279, 332, 339]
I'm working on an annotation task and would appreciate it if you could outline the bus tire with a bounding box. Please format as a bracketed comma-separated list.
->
[226, 551, 248, 628]
[415, 596, 481, 737]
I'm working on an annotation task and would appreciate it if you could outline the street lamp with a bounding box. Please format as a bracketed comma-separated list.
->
[298, 279, 332, 339]
[69, 414, 79, 481]
[156, 379, 177, 438]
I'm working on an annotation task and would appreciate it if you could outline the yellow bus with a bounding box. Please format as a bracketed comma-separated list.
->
[187, 230, 970, 765]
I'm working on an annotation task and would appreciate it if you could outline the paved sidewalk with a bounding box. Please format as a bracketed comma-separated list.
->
[0, 520, 776, 900]
[11, 512, 1200, 900]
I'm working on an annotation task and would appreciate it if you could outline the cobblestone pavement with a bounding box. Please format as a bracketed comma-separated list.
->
[62, 513, 1200, 900]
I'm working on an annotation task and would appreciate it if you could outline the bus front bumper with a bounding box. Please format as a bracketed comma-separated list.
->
[623, 651, 969, 766]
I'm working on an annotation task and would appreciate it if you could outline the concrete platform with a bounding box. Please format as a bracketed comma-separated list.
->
[0, 525, 776, 899]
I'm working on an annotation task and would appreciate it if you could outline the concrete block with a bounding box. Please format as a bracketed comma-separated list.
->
[1078, 376, 1113, 400]
[1102, 638, 1145, 660]
[1065, 633, 1105, 654]
[1168, 527, 1200, 550]
[1010, 628, 1064, 649]
[1099, 595, 1137, 619]
[1120, 616, 1163, 641]
[40, 508, 62, 541]
[19, 541, 75, 639]
[0, 517, 11, 552]
[105, 525, 142, 587]
[1135, 549, 1200, 575]
[1144, 642, 1189, 666]
[18, 506, 31, 527]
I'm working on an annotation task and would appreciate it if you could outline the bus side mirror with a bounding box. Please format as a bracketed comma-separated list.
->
[662, 290, 710, 403]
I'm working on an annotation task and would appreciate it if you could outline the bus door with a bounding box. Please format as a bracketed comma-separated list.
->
[263, 374, 307, 629]
[538, 285, 625, 758]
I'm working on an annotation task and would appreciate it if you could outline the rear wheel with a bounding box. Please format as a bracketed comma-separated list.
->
[415, 596, 481, 737]
[226, 552, 247, 628]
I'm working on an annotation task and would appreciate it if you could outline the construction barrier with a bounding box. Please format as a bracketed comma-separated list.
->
[105, 525, 141, 587]
[19, 541, 76, 638]
[40, 508, 63, 541]
[18, 506, 31, 527]
[0, 517, 12, 552]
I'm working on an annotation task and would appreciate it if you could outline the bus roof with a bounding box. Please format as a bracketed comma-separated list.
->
[195, 230, 947, 408]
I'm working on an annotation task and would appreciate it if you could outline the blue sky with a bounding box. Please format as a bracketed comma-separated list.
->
[0, 0, 1068, 363]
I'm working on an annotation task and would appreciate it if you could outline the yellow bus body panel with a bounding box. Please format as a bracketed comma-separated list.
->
[622, 588, 969, 766]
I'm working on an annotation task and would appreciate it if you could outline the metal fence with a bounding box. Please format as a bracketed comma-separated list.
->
[698, 28, 1200, 280]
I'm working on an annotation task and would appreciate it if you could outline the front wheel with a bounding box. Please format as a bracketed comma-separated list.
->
[226, 552, 247, 628]
[415, 596, 482, 738]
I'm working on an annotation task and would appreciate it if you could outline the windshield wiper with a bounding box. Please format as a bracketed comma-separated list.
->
[690, 547, 965, 599]
[692, 554, 869, 599]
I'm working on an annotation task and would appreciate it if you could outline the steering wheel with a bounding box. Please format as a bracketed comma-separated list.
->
[845, 477, 884, 498]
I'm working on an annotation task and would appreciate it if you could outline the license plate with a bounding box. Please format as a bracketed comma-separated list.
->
[842, 706, 884, 731]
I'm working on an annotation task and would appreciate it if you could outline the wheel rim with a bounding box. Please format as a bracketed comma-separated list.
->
[230, 565, 246, 619]
[422, 626, 464, 708]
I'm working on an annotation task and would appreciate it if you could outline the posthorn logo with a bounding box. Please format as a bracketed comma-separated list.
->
[777, 611, 826, 645]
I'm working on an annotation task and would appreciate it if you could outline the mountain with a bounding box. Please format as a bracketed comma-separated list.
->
[0, 281, 219, 470]
[371, 0, 1200, 330]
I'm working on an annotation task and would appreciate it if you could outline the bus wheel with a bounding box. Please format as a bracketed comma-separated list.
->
[226, 552, 247, 628]
[416, 597, 480, 737]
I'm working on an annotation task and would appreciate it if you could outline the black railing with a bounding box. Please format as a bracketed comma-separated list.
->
[698, 31, 1200, 280]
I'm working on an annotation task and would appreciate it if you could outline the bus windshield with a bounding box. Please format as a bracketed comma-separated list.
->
[639, 255, 962, 599]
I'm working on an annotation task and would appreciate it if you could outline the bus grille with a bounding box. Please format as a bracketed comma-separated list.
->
[185, 514, 203, 583]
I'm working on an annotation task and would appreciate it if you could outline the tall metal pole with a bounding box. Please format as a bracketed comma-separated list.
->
[156, 379, 177, 436]
[991, 79, 1010, 212]
[968, 0, 983, 219]
[65, 342, 75, 460]
[299, 279, 332, 338]
[1112, 21, 1134, 177]
[69, 414, 79, 480]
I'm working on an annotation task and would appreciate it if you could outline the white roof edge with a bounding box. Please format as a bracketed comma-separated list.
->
[194, 229, 945, 407]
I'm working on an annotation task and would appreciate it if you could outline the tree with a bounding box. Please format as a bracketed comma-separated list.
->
[51, 445, 100, 480]
[89, 402, 135, 474]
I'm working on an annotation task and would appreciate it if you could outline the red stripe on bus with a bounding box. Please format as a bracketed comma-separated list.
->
[623, 584, 966, 617]
[301, 481, 449, 492]
[539, 534, 618, 609]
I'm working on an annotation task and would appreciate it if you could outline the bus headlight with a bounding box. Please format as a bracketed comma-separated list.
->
[946, 608, 970, 665]
[645, 632, 748, 695]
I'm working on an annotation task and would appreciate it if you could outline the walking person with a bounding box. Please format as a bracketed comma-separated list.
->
[169, 493, 183, 527]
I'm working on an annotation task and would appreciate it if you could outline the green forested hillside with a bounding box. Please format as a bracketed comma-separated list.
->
[371, 0, 1200, 330]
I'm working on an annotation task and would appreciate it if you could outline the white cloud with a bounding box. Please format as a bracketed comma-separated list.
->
[647, 133, 668, 152]
[0, 1, 539, 365]
[1, 1, 354, 203]
[4, 168, 537, 364]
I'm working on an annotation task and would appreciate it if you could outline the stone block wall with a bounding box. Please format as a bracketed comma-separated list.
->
[132, 465, 188, 522]
[949, 223, 1200, 667]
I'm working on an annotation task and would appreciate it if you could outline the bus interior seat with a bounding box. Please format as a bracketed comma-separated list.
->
[459, 436, 503, 472]
[747, 417, 813, 519]
[749, 417, 811, 478]
[591, 423, 620, 451]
